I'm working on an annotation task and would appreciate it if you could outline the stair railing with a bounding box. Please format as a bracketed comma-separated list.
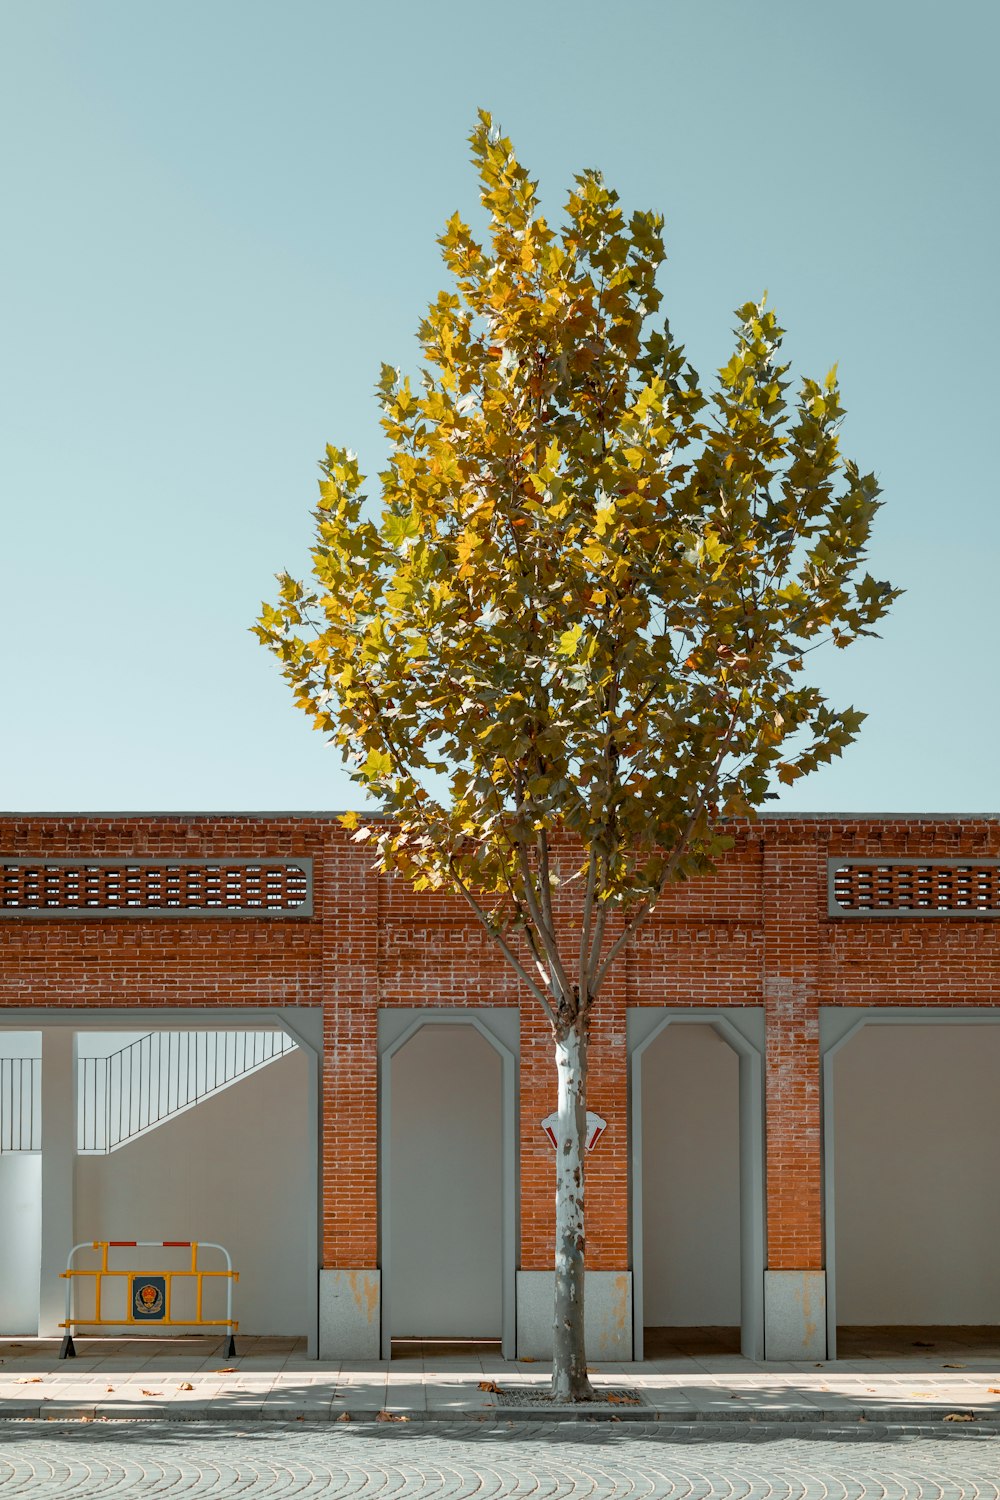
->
[77, 1030, 297, 1153]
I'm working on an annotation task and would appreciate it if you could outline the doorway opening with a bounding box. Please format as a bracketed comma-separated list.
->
[381, 1016, 515, 1358]
[829, 1019, 1000, 1359]
[0, 1012, 319, 1352]
[630, 1010, 764, 1360]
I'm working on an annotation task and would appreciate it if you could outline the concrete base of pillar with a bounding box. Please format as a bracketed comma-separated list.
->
[516, 1271, 632, 1360]
[318, 1269, 380, 1360]
[764, 1270, 826, 1360]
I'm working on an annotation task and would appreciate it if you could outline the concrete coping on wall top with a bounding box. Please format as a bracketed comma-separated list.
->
[2, 810, 1000, 822]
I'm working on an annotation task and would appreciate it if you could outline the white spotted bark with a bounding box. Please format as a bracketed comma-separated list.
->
[551, 1014, 594, 1402]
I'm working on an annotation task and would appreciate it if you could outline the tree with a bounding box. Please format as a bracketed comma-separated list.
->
[256, 111, 897, 1401]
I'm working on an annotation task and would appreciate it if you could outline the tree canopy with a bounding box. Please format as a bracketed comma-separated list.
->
[257, 111, 897, 1016]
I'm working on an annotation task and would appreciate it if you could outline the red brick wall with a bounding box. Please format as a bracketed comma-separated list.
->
[3, 813, 999, 1277]
[762, 841, 825, 1270]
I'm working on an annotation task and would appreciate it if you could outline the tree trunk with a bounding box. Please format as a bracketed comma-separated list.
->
[551, 1011, 594, 1401]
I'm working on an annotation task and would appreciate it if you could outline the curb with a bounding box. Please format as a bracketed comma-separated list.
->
[1, 1404, 997, 1427]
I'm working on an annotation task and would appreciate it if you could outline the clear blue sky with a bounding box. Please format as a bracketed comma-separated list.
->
[2, 1, 997, 812]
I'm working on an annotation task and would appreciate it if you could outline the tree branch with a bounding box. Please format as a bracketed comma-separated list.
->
[577, 844, 599, 1000]
[585, 848, 611, 995]
[515, 834, 572, 999]
[591, 707, 741, 993]
[448, 857, 557, 1025]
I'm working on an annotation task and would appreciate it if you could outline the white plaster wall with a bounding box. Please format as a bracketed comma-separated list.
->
[0, 1154, 42, 1334]
[74, 1049, 311, 1335]
[0, 1031, 40, 1057]
[642, 1023, 741, 1326]
[835, 1023, 1000, 1325]
[77, 1033, 146, 1058]
[389, 1024, 503, 1337]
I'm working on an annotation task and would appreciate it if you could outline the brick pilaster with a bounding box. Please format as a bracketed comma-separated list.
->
[762, 837, 825, 1270]
[518, 962, 629, 1272]
[319, 834, 379, 1269]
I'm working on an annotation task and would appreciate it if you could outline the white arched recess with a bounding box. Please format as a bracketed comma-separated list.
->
[378, 1008, 518, 1360]
[1, 1005, 322, 1357]
[821, 1006, 1000, 1362]
[629, 1008, 766, 1361]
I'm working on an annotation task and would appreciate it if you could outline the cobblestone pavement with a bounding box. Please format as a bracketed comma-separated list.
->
[1, 1421, 1000, 1497]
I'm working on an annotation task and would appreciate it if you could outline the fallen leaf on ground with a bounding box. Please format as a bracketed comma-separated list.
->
[375, 1410, 408, 1422]
[15, 1377, 42, 1384]
[913, 1341, 935, 1348]
[213, 1367, 237, 1374]
[944, 1412, 975, 1422]
[336, 1412, 351, 1423]
[105, 1388, 114, 1393]
[177, 1383, 194, 1391]
[943, 1363, 966, 1369]
[478, 1380, 500, 1392]
[606, 1393, 640, 1406]
[520, 1356, 537, 1363]
[988, 1388, 1000, 1394]
[140, 1390, 161, 1397]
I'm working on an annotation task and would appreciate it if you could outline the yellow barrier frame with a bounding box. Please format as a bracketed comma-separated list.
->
[59, 1239, 239, 1358]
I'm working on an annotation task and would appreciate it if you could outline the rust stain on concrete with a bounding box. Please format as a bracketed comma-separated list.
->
[611, 1273, 630, 1331]
[798, 1274, 817, 1345]
[344, 1269, 379, 1324]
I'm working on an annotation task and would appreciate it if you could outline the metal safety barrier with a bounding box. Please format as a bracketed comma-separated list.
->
[59, 1240, 238, 1358]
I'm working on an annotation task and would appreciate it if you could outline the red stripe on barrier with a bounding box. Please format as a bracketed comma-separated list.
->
[161, 1241, 191, 1247]
[109, 1241, 137, 1247]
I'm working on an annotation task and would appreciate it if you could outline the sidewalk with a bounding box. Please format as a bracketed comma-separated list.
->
[3, 1337, 1000, 1424]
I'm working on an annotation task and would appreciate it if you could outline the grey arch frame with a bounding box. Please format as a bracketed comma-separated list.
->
[821, 1005, 1000, 1361]
[0, 1005, 323, 1357]
[378, 1008, 518, 1360]
[629, 1007, 766, 1361]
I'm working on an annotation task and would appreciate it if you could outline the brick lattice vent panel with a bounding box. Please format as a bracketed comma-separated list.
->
[0, 860, 312, 918]
[829, 859, 1000, 917]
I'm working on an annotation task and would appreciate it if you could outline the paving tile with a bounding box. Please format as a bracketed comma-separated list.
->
[5, 1329, 1000, 1427]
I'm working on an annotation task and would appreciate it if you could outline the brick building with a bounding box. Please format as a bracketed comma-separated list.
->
[1, 811, 999, 1360]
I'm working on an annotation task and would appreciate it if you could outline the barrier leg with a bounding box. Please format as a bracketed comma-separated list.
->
[59, 1335, 76, 1359]
[226, 1332, 237, 1358]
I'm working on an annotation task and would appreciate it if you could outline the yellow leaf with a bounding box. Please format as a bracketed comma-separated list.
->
[557, 624, 583, 657]
[364, 749, 393, 779]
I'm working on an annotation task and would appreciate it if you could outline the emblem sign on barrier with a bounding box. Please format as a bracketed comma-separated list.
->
[131, 1275, 166, 1320]
[59, 1241, 238, 1358]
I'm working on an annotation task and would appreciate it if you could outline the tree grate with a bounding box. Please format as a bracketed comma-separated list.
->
[491, 1385, 646, 1409]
